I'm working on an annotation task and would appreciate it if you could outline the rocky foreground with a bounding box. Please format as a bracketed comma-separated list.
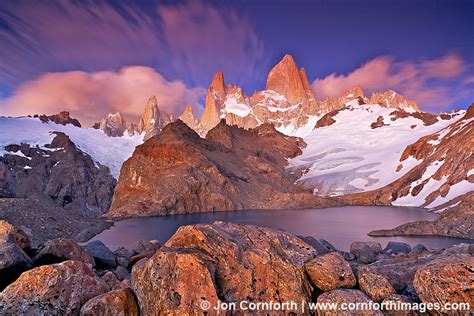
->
[1, 220, 472, 315]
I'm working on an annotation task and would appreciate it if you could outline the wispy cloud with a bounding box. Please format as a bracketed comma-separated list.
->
[0, 66, 205, 126]
[0, 0, 264, 88]
[312, 53, 472, 112]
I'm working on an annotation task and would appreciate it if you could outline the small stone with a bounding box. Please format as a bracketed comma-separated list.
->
[79, 288, 139, 316]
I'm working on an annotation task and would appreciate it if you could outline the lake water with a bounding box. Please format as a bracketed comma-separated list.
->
[91, 206, 472, 251]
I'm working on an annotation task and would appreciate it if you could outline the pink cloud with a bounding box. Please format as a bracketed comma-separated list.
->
[0, 67, 205, 126]
[312, 53, 469, 111]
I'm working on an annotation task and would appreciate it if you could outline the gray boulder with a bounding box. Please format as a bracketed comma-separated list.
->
[84, 240, 116, 268]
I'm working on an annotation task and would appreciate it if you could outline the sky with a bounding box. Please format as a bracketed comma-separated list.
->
[0, 0, 473, 125]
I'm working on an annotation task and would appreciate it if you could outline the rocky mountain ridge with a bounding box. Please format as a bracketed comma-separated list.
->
[93, 95, 173, 140]
[196, 54, 421, 136]
[105, 119, 339, 218]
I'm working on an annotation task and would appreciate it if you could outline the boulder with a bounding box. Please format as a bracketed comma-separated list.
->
[0, 220, 30, 250]
[84, 240, 116, 268]
[0, 234, 33, 290]
[413, 254, 474, 312]
[357, 267, 396, 302]
[132, 222, 317, 314]
[115, 247, 134, 267]
[0, 260, 109, 315]
[299, 236, 332, 254]
[305, 252, 356, 291]
[384, 242, 411, 254]
[351, 244, 377, 264]
[411, 244, 427, 253]
[316, 289, 383, 316]
[131, 239, 161, 254]
[132, 248, 219, 315]
[80, 288, 139, 316]
[33, 238, 95, 266]
[350, 241, 383, 254]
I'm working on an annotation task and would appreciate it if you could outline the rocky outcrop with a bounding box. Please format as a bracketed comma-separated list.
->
[0, 260, 109, 315]
[369, 193, 474, 239]
[369, 90, 420, 112]
[201, 70, 226, 133]
[137, 96, 172, 141]
[178, 105, 205, 136]
[38, 111, 81, 127]
[0, 132, 116, 216]
[266, 54, 319, 114]
[413, 255, 474, 313]
[131, 222, 317, 314]
[95, 112, 136, 137]
[106, 120, 338, 218]
[305, 252, 356, 291]
[318, 85, 368, 113]
[80, 288, 139, 316]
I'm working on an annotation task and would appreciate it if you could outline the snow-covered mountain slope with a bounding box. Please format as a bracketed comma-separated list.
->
[288, 103, 464, 198]
[0, 117, 143, 178]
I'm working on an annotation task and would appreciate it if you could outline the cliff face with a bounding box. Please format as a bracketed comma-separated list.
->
[105, 120, 339, 218]
[0, 132, 116, 216]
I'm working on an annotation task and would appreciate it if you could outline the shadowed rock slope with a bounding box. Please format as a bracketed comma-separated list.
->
[105, 120, 339, 218]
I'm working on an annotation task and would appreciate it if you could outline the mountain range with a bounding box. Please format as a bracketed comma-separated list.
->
[0, 54, 472, 238]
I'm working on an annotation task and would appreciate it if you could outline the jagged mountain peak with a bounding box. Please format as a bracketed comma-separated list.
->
[369, 90, 420, 112]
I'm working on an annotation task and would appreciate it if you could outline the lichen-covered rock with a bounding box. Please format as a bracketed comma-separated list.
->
[316, 289, 383, 316]
[132, 222, 317, 314]
[33, 238, 95, 266]
[305, 252, 356, 291]
[0, 260, 109, 315]
[131, 248, 219, 315]
[80, 288, 139, 316]
[413, 254, 474, 312]
[357, 267, 396, 302]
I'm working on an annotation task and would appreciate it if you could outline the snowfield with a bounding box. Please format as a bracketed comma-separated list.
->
[288, 103, 463, 199]
[0, 117, 143, 178]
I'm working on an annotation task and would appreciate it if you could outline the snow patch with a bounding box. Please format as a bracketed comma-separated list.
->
[426, 180, 474, 208]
